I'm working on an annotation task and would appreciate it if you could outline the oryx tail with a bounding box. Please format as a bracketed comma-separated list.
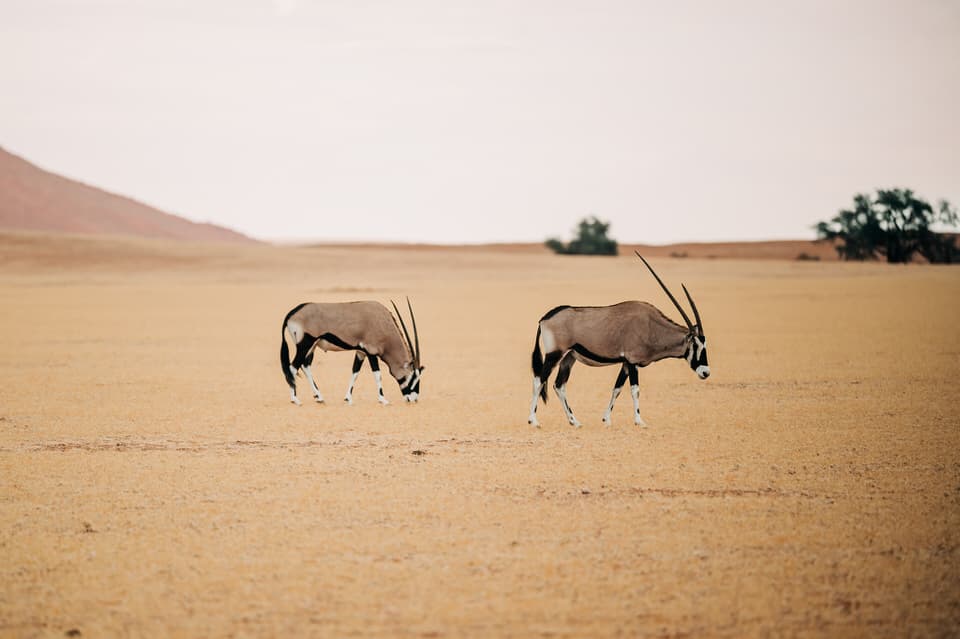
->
[280, 302, 307, 390]
[531, 325, 548, 402]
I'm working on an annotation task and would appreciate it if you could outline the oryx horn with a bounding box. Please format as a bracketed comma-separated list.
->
[390, 299, 419, 368]
[406, 297, 421, 368]
[681, 284, 703, 336]
[634, 252, 694, 332]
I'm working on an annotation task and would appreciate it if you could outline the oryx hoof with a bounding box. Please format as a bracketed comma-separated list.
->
[314, 396, 325, 403]
[569, 419, 582, 428]
[602, 417, 612, 427]
[343, 397, 353, 405]
[291, 397, 302, 406]
[528, 417, 540, 428]
[635, 417, 647, 427]
[378, 397, 390, 406]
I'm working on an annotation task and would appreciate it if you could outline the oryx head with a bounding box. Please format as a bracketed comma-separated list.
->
[636, 252, 710, 380]
[391, 298, 424, 402]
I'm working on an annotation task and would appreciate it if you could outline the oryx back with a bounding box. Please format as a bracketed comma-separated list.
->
[286, 301, 400, 356]
[538, 302, 687, 367]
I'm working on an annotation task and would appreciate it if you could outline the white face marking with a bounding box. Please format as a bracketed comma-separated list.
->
[696, 365, 710, 379]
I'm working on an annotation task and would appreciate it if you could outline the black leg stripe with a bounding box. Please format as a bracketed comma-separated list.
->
[614, 365, 629, 389]
[351, 352, 364, 373]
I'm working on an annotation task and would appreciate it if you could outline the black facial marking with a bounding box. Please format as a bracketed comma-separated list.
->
[687, 337, 708, 370]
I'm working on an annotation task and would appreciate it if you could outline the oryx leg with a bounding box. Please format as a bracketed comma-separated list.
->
[528, 350, 563, 427]
[602, 364, 630, 426]
[628, 364, 646, 426]
[368, 355, 390, 405]
[301, 348, 325, 403]
[289, 333, 318, 406]
[343, 351, 365, 405]
[553, 351, 581, 428]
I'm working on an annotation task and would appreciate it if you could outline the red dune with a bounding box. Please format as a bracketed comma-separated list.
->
[0, 147, 256, 244]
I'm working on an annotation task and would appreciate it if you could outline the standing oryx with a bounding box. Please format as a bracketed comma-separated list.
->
[280, 299, 423, 405]
[527, 253, 709, 428]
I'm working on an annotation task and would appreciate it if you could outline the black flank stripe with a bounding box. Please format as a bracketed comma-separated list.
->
[570, 344, 625, 365]
[319, 332, 359, 351]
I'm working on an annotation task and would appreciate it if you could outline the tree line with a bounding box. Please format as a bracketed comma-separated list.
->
[544, 189, 958, 263]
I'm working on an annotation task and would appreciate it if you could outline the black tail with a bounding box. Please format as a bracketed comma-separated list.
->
[531, 325, 548, 403]
[281, 303, 308, 390]
[281, 322, 295, 389]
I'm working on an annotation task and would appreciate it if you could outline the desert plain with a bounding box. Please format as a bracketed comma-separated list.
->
[0, 232, 958, 637]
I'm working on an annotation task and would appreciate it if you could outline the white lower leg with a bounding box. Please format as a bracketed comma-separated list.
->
[344, 371, 360, 404]
[528, 377, 542, 426]
[289, 385, 301, 406]
[630, 384, 646, 426]
[302, 365, 324, 402]
[555, 385, 581, 427]
[373, 370, 389, 405]
[602, 386, 622, 425]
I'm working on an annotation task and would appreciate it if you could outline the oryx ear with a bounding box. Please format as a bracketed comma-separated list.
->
[419, 365, 426, 372]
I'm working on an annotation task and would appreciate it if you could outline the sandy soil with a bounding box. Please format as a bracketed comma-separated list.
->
[1, 232, 958, 637]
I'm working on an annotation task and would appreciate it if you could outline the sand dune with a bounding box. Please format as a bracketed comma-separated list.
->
[0, 148, 255, 243]
[0, 233, 957, 636]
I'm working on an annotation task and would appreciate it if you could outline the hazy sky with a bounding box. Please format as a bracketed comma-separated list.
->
[3, 0, 959, 244]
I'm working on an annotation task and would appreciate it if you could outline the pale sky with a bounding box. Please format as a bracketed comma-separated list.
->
[2, 0, 959, 244]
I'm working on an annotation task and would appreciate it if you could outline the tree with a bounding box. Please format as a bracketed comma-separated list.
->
[816, 189, 959, 263]
[545, 216, 618, 256]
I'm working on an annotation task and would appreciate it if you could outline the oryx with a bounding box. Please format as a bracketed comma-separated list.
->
[527, 253, 709, 428]
[280, 299, 423, 405]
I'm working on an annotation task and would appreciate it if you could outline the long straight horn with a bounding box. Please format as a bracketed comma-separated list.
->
[634, 252, 694, 332]
[406, 297, 421, 368]
[390, 300, 416, 363]
[682, 284, 703, 336]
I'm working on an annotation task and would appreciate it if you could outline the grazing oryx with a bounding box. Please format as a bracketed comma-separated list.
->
[528, 253, 709, 428]
[280, 299, 423, 405]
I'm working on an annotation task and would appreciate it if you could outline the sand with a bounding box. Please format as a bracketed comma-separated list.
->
[1, 232, 958, 637]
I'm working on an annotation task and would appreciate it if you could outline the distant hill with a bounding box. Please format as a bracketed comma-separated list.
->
[0, 147, 256, 243]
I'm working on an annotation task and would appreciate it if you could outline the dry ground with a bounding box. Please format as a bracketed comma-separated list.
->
[1, 233, 958, 637]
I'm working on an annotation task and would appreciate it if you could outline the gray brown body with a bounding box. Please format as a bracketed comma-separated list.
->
[538, 302, 688, 368]
[280, 301, 421, 406]
[528, 255, 710, 428]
